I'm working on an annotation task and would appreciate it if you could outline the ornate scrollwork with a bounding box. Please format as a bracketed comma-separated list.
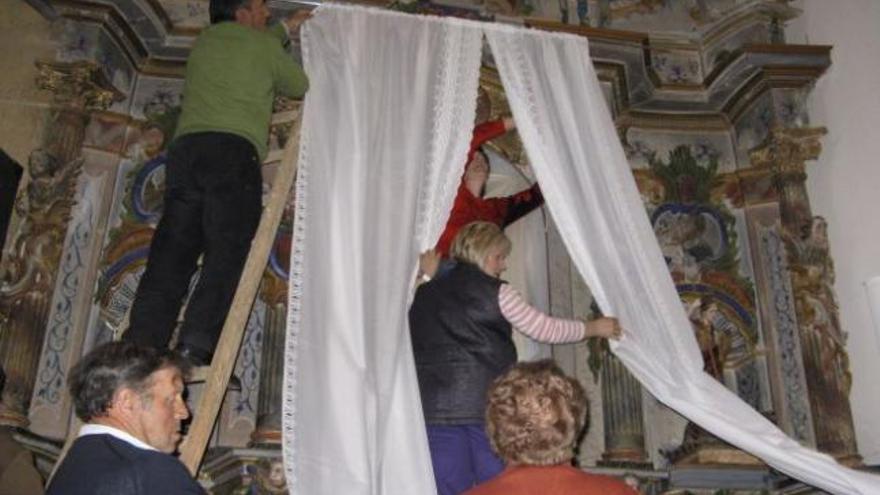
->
[477, 68, 530, 173]
[1, 151, 82, 297]
[755, 128, 852, 394]
[0, 150, 83, 424]
[750, 126, 858, 460]
[748, 126, 826, 183]
[784, 216, 850, 392]
[0, 60, 122, 425]
[35, 60, 121, 111]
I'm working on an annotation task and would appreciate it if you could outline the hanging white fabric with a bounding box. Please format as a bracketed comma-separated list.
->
[483, 24, 880, 495]
[283, 5, 483, 494]
[286, 4, 880, 495]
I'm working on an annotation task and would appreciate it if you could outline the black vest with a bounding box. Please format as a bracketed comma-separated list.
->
[409, 262, 516, 424]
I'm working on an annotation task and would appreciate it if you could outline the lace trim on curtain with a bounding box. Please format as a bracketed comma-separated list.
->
[282, 9, 317, 486]
[416, 23, 483, 249]
[282, 5, 485, 485]
[281, 6, 489, 256]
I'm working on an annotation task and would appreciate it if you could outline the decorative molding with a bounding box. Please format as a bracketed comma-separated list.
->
[749, 126, 826, 179]
[758, 223, 815, 445]
[0, 60, 117, 427]
[28, 165, 113, 439]
[36, 60, 123, 111]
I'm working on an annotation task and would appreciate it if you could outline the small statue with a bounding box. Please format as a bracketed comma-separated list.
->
[234, 458, 288, 495]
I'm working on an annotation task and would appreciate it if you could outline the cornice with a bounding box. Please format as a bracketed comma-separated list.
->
[49, 0, 191, 77]
[41, 0, 830, 99]
[523, 17, 830, 129]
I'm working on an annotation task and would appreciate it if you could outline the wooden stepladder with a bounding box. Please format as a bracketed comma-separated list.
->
[178, 107, 303, 475]
[49, 105, 304, 482]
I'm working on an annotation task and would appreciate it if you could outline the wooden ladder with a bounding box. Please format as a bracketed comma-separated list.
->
[178, 107, 303, 475]
[50, 105, 304, 481]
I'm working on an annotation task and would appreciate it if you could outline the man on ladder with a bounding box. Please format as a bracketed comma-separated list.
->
[125, 0, 309, 367]
[51, 1, 309, 480]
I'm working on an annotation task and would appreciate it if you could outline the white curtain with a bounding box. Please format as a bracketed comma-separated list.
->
[484, 24, 880, 495]
[283, 5, 483, 494]
[286, 5, 879, 495]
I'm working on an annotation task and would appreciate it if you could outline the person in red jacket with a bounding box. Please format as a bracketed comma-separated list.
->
[434, 117, 544, 258]
[465, 360, 639, 495]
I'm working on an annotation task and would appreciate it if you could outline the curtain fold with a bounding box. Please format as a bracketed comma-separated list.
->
[283, 5, 484, 493]
[484, 24, 879, 495]
[285, 6, 878, 494]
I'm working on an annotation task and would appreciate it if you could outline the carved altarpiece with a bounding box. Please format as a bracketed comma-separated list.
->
[0, 61, 120, 428]
[480, 10, 861, 494]
[748, 127, 859, 464]
[0, 1, 865, 493]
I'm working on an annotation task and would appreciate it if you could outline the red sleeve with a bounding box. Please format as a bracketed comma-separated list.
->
[482, 182, 545, 226]
[436, 120, 513, 257]
[466, 120, 508, 164]
[435, 182, 473, 258]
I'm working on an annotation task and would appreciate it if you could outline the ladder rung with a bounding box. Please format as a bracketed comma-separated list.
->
[186, 366, 210, 384]
[185, 366, 241, 392]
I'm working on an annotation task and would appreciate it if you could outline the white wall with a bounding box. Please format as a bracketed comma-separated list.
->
[786, 0, 880, 465]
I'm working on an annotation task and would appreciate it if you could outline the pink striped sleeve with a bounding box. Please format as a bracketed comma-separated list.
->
[498, 284, 586, 343]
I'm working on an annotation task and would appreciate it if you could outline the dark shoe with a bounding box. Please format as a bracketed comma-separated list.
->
[175, 344, 242, 392]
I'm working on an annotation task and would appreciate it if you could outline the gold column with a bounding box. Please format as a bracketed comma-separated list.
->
[251, 275, 288, 446]
[0, 61, 119, 426]
[249, 99, 298, 447]
[599, 349, 649, 466]
[749, 127, 861, 464]
[749, 127, 824, 231]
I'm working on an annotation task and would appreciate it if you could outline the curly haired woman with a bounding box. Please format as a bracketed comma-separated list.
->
[465, 360, 637, 495]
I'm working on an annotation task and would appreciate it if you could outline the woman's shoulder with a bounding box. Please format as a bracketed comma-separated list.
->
[464, 464, 638, 495]
[509, 465, 638, 494]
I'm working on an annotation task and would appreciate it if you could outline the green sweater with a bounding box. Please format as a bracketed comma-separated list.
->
[174, 22, 309, 160]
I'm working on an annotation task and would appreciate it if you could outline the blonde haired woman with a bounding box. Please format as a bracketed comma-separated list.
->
[410, 221, 620, 495]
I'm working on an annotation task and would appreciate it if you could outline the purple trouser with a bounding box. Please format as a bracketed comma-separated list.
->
[426, 424, 505, 495]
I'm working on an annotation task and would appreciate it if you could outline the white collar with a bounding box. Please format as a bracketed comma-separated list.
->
[79, 423, 158, 452]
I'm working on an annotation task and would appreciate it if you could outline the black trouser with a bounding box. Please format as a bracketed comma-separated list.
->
[126, 132, 262, 356]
